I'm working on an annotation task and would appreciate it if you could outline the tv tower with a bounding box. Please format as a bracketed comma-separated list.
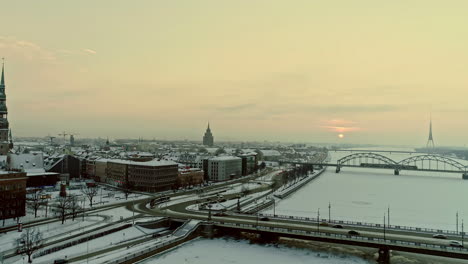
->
[426, 115, 435, 149]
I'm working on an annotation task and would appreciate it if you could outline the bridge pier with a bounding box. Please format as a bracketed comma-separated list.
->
[377, 247, 390, 264]
[463, 173, 468, 180]
[335, 166, 341, 173]
[394, 169, 399, 175]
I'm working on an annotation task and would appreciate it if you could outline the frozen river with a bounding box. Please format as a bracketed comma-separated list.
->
[140, 237, 371, 264]
[264, 148, 468, 231]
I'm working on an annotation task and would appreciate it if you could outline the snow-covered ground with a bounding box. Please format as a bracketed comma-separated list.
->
[1, 184, 149, 229]
[0, 215, 106, 254]
[25, 225, 168, 264]
[138, 237, 371, 264]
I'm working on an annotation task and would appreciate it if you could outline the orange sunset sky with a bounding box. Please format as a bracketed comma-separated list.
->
[1, 1, 468, 146]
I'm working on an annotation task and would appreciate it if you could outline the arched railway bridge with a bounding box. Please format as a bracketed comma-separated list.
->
[280, 152, 468, 178]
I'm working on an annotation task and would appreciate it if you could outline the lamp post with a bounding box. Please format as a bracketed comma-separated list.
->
[388, 206, 390, 227]
[82, 198, 85, 221]
[462, 219, 464, 247]
[132, 200, 135, 225]
[457, 211, 459, 233]
[328, 202, 331, 222]
[273, 199, 276, 216]
[208, 204, 212, 221]
[317, 208, 320, 233]
[383, 213, 386, 242]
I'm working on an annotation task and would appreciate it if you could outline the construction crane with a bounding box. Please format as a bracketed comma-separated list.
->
[58, 132, 68, 144]
[47, 134, 56, 145]
[68, 133, 79, 146]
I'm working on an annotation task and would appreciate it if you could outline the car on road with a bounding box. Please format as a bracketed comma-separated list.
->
[432, 234, 447, 239]
[53, 260, 68, 264]
[214, 212, 228, 217]
[332, 224, 344, 229]
[260, 217, 270, 221]
[348, 230, 360, 236]
[449, 240, 463, 248]
[319, 222, 329, 226]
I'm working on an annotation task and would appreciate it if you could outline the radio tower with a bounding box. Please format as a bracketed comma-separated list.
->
[426, 115, 435, 150]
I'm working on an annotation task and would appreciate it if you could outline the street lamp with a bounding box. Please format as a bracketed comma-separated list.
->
[208, 204, 212, 221]
[132, 200, 135, 225]
[383, 213, 386, 241]
[317, 208, 320, 233]
[388, 206, 390, 227]
[328, 202, 331, 222]
[273, 198, 276, 217]
[457, 211, 459, 233]
[462, 219, 465, 247]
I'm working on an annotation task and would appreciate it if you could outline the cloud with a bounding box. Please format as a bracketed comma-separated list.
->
[308, 104, 399, 113]
[82, 48, 97, 54]
[0, 36, 57, 62]
[210, 103, 256, 112]
[321, 119, 361, 133]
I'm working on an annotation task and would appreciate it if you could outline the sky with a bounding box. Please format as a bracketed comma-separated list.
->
[1, 0, 468, 146]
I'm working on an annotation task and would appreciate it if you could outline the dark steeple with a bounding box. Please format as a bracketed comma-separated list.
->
[1, 59, 4, 86]
[0, 58, 10, 155]
[1, 58, 5, 89]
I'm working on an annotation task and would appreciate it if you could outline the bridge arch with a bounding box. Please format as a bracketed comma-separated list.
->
[337, 153, 398, 167]
[398, 154, 467, 172]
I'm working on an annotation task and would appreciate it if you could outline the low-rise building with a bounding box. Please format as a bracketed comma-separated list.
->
[0, 171, 27, 221]
[177, 167, 204, 187]
[208, 156, 242, 182]
[107, 159, 178, 192]
[95, 159, 109, 183]
[257, 149, 282, 161]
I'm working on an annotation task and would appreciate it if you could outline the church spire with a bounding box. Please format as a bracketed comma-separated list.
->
[1, 58, 5, 87]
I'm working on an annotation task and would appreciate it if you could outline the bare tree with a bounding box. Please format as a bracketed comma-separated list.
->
[241, 185, 251, 196]
[16, 227, 43, 263]
[53, 196, 71, 224]
[81, 186, 98, 207]
[26, 189, 44, 218]
[68, 195, 81, 221]
[121, 181, 134, 200]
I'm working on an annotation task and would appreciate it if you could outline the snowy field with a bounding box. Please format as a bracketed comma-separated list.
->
[139, 237, 371, 264]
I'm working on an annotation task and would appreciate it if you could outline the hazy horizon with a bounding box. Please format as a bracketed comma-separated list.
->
[2, 1, 468, 146]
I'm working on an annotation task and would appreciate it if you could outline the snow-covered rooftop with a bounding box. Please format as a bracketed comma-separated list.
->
[108, 159, 177, 167]
[210, 156, 241, 161]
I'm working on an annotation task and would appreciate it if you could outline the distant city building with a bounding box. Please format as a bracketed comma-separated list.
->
[0, 61, 12, 155]
[8, 153, 59, 187]
[257, 149, 282, 161]
[203, 123, 214, 146]
[177, 167, 204, 187]
[238, 153, 258, 176]
[208, 156, 242, 181]
[107, 159, 178, 192]
[0, 171, 27, 222]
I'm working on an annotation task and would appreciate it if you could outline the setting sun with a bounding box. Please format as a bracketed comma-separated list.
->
[338, 134, 344, 139]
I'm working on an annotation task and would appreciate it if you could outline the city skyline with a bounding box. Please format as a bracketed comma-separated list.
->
[2, 1, 468, 145]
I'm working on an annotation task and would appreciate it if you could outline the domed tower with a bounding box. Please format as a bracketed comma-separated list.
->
[0, 59, 11, 155]
[203, 123, 214, 146]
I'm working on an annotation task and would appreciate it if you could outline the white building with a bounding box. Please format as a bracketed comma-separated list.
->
[208, 156, 242, 182]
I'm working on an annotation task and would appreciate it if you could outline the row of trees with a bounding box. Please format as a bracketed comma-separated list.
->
[273, 165, 311, 190]
[26, 186, 99, 224]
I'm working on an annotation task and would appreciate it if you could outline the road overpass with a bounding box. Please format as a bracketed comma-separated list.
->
[128, 188, 468, 264]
